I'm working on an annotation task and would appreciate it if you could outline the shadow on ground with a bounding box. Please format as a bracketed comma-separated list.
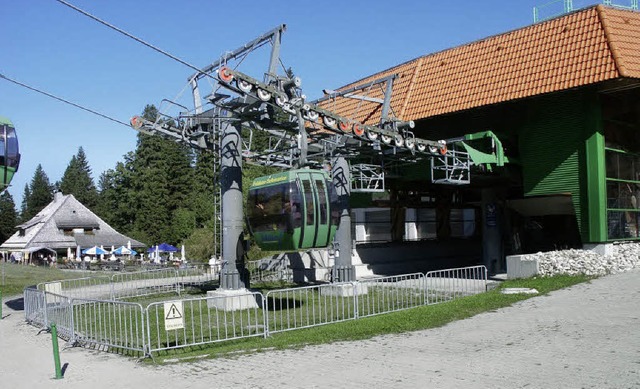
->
[5, 297, 24, 311]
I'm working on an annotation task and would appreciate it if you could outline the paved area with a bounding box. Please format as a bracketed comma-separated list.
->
[1, 269, 639, 388]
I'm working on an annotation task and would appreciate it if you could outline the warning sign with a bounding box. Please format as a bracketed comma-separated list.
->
[164, 301, 184, 331]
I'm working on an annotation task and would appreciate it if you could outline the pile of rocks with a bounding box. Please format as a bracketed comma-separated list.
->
[522, 242, 640, 276]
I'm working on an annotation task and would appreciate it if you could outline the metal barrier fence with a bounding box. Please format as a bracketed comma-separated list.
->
[23, 266, 487, 357]
[111, 268, 181, 299]
[24, 287, 47, 327]
[111, 266, 216, 300]
[358, 273, 426, 318]
[42, 292, 75, 340]
[425, 265, 488, 304]
[70, 297, 146, 354]
[38, 276, 112, 300]
[146, 292, 265, 354]
[265, 282, 357, 335]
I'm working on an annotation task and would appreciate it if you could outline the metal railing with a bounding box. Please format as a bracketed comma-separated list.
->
[24, 287, 47, 327]
[70, 298, 146, 354]
[357, 273, 426, 318]
[146, 292, 265, 354]
[425, 265, 488, 305]
[23, 265, 487, 357]
[38, 276, 112, 300]
[533, 0, 639, 23]
[265, 282, 357, 335]
[42, 292, 75, 340]
[110, 266, 215, 300]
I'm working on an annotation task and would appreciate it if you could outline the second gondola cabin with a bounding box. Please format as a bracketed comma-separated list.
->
[247, 169, 339, 251]
[0, 116, 20, 191]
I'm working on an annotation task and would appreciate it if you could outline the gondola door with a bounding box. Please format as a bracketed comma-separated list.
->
[297, 171, 331, 249]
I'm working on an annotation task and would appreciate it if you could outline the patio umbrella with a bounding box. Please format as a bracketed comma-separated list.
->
[181, 245, 185, 262]
[113, 246, 137, 256]
[158, 243, 178, 252]
[81, 246, 108, 256]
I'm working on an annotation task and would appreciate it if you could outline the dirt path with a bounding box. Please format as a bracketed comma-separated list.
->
[2, 270, 639, 389]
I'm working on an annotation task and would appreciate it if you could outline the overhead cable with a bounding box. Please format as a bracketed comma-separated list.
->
[0, 73, 130, 127]
[55, 0, 208, 77]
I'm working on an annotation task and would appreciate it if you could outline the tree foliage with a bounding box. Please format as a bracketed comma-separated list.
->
[59, 147, 99, 208]
[0, 191, 17, 243]
[22, 164, 53, 221]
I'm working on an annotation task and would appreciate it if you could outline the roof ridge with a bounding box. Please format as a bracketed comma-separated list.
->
[23, 195, 71, 247]
[596, 4, 628, 77]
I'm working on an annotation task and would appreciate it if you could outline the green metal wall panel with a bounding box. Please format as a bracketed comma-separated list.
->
[519, 93, 586, 238]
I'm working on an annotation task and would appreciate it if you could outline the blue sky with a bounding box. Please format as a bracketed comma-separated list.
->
[0, 0, 578, 206]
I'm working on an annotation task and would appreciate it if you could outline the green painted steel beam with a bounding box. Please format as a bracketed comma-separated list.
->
[460, 130, 511, 168]
[585, 103, 607, 243]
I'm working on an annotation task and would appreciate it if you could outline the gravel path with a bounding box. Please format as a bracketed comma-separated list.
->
[1, 269, 639, 389]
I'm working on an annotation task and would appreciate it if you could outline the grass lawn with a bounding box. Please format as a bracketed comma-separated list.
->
[0, 262, 94, 297]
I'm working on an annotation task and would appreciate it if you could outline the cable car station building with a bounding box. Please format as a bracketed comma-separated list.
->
[327, 5, 640, 274]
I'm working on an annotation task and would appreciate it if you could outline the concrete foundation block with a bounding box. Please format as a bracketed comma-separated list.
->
[206, 288, 259, 311]
[506, 255, 539, 279]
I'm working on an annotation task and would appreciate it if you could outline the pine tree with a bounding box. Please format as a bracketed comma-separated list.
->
[128, 105, 196, 245]
[23, 164, 53, 220]
[19, 183, 30, 223]
[96, 154, 136, 235]
[0, 191, 17, 243]
[59, 147, 99, 208]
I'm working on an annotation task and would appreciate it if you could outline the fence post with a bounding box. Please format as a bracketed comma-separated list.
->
[262, 292, 269, 339]
[353, 282, 359, 319]
[50, 323, 63, 379]
[43, 291, 49, 329]
[68, 298, 76, 344]
[145, 305, 152, 357]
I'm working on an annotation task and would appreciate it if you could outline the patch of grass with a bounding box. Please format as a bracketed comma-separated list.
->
[0, 262, 94, 297]
[151, 274, 592, 363]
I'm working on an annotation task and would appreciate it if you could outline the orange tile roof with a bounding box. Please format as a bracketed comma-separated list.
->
[318, 5, 640, 124]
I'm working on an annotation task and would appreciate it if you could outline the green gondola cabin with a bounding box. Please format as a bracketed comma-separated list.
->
[247, 169, 339, 251]
[0, 116, 20, 191]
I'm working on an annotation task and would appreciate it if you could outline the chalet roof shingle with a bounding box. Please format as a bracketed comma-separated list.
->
[319, 5, 640, 124]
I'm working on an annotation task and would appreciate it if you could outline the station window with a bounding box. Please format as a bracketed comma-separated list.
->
[604, 122, 640, 239]
[603, 88, 640, 240]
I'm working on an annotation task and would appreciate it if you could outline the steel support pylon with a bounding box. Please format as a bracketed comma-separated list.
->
[219, 122, 248, 290]
[332, 157, 355, 282]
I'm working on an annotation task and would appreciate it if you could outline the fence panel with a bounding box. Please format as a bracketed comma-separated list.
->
[146, 292, 265, 354]
[357, 273, 426, 318]
[24, 287, 47, 327]
[265, 283, 356, 335]
[175, 266, 217, 288]
[38, 276, 112, 300]
[111, 268, 179, 299]
[43, 292, 75, 340]
[70, 298, 146, 354]
[425, 265, 487, 305]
